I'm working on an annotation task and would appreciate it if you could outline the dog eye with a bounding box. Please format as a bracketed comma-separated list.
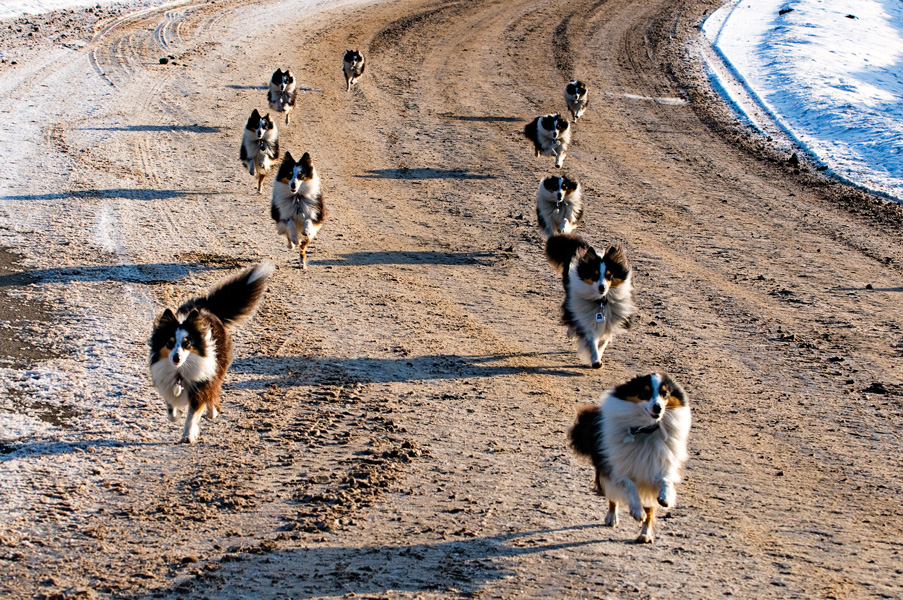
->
[166, 338, 174, 348]
[182, 339, 191, 348]
[605, 270, 612, 280]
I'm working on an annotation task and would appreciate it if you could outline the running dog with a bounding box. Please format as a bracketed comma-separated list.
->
[569, 373, 691, 544]
[564, 80, 588, 122]
[536, 174, 583, 236]
[239, 109, 279, 193]
[149, 262, 274, 444]
[342, 50, 365, 91]
[523, 113, 571, 168]
[268, 68, 297, 124]
[271, 151, 326, 269]
[545, 234, 635, 368]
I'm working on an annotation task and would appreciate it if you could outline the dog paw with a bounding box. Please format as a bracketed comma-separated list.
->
[603, 512, 619, 527]
[658, 486, 675, 508]
[178, 436, 195, 445]
[634, 533, 654, 544]
[591, 361, 603, 369]
[629, 503, 645, 522]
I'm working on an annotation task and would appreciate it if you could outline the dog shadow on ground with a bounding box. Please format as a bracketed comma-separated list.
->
[441, 114, 525, 123]
[77, 125, 223, 133]
[355, 168, 495, 180]
[0, 438, 158, 461]
[230, 351, 583, 390]
[138, 524, 611, 599]
[0, 261, 228, 288]
[311, 249, 502, 267]
[2, 189, 215, 202]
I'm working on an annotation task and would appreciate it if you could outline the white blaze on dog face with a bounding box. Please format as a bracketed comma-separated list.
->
[169, 328, 192, 366]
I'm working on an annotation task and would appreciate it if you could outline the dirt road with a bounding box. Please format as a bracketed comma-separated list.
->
[2, 0, 902, 598]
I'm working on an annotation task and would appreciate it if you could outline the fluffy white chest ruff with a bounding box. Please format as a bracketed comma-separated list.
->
[273, 180, 322, 222]
[149, 338, 217, 409]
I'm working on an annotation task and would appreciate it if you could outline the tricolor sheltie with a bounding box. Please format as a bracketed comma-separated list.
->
[239, 109, 279, 194]
[268, 68, 297, 124]
[342, 50, 365, 91]
[523, 113, 572, 168]
[536, 174, 583, 236]
[569, 373, 691, 544]
[564, 80, 588, 122]
[149, 262, 274, 444]
[545, 234, 635, 368]
[271, 151, 326, 269]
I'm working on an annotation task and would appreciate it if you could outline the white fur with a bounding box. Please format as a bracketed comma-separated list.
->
[532, 116, 572, 168]
[536, 179, 583, 236]
[598, 392, 691, 518]
[241, 122, 278, 192]
[272, 175, 323, 246]
[565, 260, 635, 366]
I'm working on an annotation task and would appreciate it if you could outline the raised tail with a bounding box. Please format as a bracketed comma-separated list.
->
[185, 262, 275, 329]
[544, 233, 589, 271]
[568, 404, 602, 461]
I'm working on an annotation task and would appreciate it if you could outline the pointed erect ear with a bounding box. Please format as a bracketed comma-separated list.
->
[185, 308, 201, 324]
[300, 152, 312, 167]
[583, 245, 600, 263]
[283, 150, 294, 165]
[251, 108, 260, 119]
[155, 308, 177, 328]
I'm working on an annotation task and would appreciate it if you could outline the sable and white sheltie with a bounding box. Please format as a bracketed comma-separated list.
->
[564, 80, 588, 122]
[523, 113, 572, 168]
[271, 151, 326, 269]
[268, 68, 297, 124]
[342, 50, 365, 91]
[545, 234, 636, 368]
[536, 174, 584, 236]
[239, 109, 280, 194]
[149, 262, 274, 444]
[569, 373, 691, 544]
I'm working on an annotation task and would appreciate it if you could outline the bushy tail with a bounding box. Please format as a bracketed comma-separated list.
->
[568, 404, 602, 461]
[187, 262, 275, 329]
[545, 233, 588, 271]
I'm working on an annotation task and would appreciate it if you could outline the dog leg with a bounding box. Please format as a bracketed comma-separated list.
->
[299, 238, 310, 270]
[248, 160, 256, 177]
[285, 219, 299, 249]
[658, 479, 675, 508]
[166, 403, 181, 423]
[635, 506, 656, 544]
[555, 149, 567, 169]
[603, 500, 619, 527]
[206, 405, 220, 420]
[587, 337, 603, 369]
[611, 477, 644, 522]
[257, 174, 264, 194]
[179, 404, 203, 444]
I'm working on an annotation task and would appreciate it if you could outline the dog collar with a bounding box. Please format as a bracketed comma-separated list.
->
[172, 374, 184, 398]
[624, 423, 659, 443]
[595, 296, 608, 322]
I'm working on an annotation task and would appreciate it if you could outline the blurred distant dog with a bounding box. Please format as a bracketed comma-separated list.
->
[536, 174, 583, 236]
[564, 80, 588, 122]
[268, 68, 297, 124]
[271, 151, 326, 269]
[342, 50, 365, 91]
[569, 372, 691, 544]
[149, 262, 274, 444]
[239, 109, 279, 193]
[523, 113, 571, 168]
[545, 234, 635, 368]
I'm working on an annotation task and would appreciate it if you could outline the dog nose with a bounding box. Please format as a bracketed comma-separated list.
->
[651, 405, 662, 417]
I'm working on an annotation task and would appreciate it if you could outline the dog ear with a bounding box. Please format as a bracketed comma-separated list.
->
[283, 150, 294, 165]
[300, 152, 313, 168]
[155, 308, 178, 329]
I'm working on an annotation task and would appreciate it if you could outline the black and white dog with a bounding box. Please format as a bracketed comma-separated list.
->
[149, 262, 274, 444]
[545, 234, 635, 368]
[569, 373, 691, 544]
[523, 113, 571, 168]
[564, 80, 588, 122]
[239, 109, 279, 194]
[536, 174, 583, 236]
[342, 50, 365, 91]
[271, 151, 326, 269]
[268, 68, 297, 124]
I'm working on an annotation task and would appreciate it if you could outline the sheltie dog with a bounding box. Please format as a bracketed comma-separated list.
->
[523, 113, 572, 168]
[342, 50, 365, 91]
[268, 68, 297, 124]
[536, 174, 583, 236]
[564, 80, 588, 122]
[271, 151, 326, 269]
[569, 373, 691, 544]
[239, 109, 279, 194]
[149, 262, 274, 444]
[545, 234, 635, 368]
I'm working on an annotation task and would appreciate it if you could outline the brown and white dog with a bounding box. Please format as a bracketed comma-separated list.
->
[564, 80, 588, 122]
[149, 262, 274, 444]
[569, 373, 691, 544]
[536, 174, 583, 236]
[545, 234, 636, 368]
[271, 151, 326, 269]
